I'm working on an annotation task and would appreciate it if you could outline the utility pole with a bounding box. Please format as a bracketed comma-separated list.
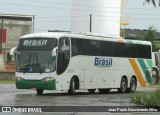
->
[0, 19, 3, 54]
[90, 14, 92, 32]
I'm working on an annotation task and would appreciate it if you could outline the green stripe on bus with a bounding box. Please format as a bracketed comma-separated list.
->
[16, 80, 56, 90]
[138, 59, 152, 84]
[146, 59, 152, 70]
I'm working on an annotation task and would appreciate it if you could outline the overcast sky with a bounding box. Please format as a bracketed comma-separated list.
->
[124, 0, 160, 31]
[0, 0, 160, 32]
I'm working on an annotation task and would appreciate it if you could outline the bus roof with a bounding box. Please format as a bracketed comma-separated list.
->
[21, 32, 152, 46]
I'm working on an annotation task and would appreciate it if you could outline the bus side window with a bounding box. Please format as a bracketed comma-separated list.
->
[146, 45, 151, 59]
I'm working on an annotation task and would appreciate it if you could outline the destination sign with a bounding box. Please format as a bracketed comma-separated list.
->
[23, 40, 48, 46]
[17, 38, 57, 51]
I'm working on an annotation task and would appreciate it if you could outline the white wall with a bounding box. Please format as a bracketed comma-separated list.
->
[71, 0, 121, 37]
[0, 54, 5, 72]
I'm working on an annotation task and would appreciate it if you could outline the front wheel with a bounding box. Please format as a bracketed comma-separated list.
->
[36, 89, 43, 95]
[68, 78, 76, 95]
[118, 77, 127, 93]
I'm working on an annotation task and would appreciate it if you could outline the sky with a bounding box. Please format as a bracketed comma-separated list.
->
[0, 0, 160, 32]
[124, 0, 160, 31]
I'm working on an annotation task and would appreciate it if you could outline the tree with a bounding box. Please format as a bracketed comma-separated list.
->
[136, 26, 160, 51]
[144, 0, 160, 7]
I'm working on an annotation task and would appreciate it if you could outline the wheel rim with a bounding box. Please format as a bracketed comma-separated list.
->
[152, 70, 156, 76]
[131, 80, 136, 91]
[121, 79, 127, 92]
[72, 81, 75, 91]
[71, 79, 75, 93]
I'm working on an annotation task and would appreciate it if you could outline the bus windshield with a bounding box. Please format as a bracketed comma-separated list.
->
[16, 38, 57, 73]
[16, 51, 56, 73]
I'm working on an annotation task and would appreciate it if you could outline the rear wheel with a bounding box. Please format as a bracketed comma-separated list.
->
[68, 78, 76, 95]
[98, 89, 110, 94]
[118, 77, 127, 93]
[127, 78, 136, 93]
[36, 89, 43, 95]
[88, 89, 96, 93]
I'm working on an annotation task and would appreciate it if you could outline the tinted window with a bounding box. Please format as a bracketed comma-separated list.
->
[57, 37, 70, 75]
[136, 44, 151, 59]
[122, 43, 136, 58]
[86, 40, 100, 56]
[71, 38, 87, 56]
[100, 41, 114, 56]
[71, 38, 151, 59]
[114, 42, 124, 57]
[146, 45, 151, 59]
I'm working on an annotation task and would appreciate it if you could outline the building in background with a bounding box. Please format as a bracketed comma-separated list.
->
[0, 14, 34, 72]
[71, 0, 122, 37]
[120, 0, 129, 38]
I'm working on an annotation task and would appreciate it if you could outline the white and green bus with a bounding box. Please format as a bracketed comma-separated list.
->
[15, 32, 152, 95]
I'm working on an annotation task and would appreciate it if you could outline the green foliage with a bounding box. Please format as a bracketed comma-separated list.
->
[136, 26, 157, 43]
[130, 93, 144, 105]
[0, 80, 15, 83]
[136, 26, 160, 52]
[144, 0, 160, 7]
[131, 88, 160, 106]
[153, 41, 160, 51]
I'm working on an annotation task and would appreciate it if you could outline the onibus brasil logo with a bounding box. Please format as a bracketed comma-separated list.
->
[94, 57, 112, 67]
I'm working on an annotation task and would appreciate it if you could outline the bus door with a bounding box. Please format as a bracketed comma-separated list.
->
[57, 37, 70, 75]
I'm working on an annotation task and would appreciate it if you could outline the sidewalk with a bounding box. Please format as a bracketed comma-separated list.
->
[4, 61, 16, 72]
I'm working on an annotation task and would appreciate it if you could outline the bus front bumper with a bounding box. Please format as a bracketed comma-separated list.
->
[16, 79, 56, 90]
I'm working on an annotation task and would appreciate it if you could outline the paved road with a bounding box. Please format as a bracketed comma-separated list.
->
[0, 83, 159, 115]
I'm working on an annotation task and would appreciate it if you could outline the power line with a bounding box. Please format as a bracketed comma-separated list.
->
[0, 2, 121, 14]
[0, 1, 159, 13]
[0, 1, 160, 26]
[36, 13, 160, 20]
[0, 1, 160, 17]
[34, 17, 160, 23]
[25, 0, 160, 11]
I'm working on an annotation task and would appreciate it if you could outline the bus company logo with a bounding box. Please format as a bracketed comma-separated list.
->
[23, 40, 47, 46]
[2, 107, 12, 112]
[94, 57, 112, 67]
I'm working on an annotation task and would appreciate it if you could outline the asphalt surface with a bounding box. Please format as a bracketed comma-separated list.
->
[0, 83, 159, 115]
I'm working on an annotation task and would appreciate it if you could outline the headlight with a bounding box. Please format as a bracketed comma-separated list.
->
[42, 77, 54, 81]
[16, 77, 24, 81]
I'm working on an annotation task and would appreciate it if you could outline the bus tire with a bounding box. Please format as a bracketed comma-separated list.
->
[127, 77, 137, 93]
[98, 89, 110, 94]
[118, 77, 127, 93]
[152, 68, 159, 84]
[88, 89, 96, 93]
[36, 89, 43, 95]
[68, 78, 76, 95]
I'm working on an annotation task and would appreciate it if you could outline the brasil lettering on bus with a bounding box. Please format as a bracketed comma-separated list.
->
[94, 57, 112, 67]
[23, 40, 48, 46]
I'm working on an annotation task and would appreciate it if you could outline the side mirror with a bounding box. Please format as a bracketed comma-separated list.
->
[52, 47, 58, 61]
